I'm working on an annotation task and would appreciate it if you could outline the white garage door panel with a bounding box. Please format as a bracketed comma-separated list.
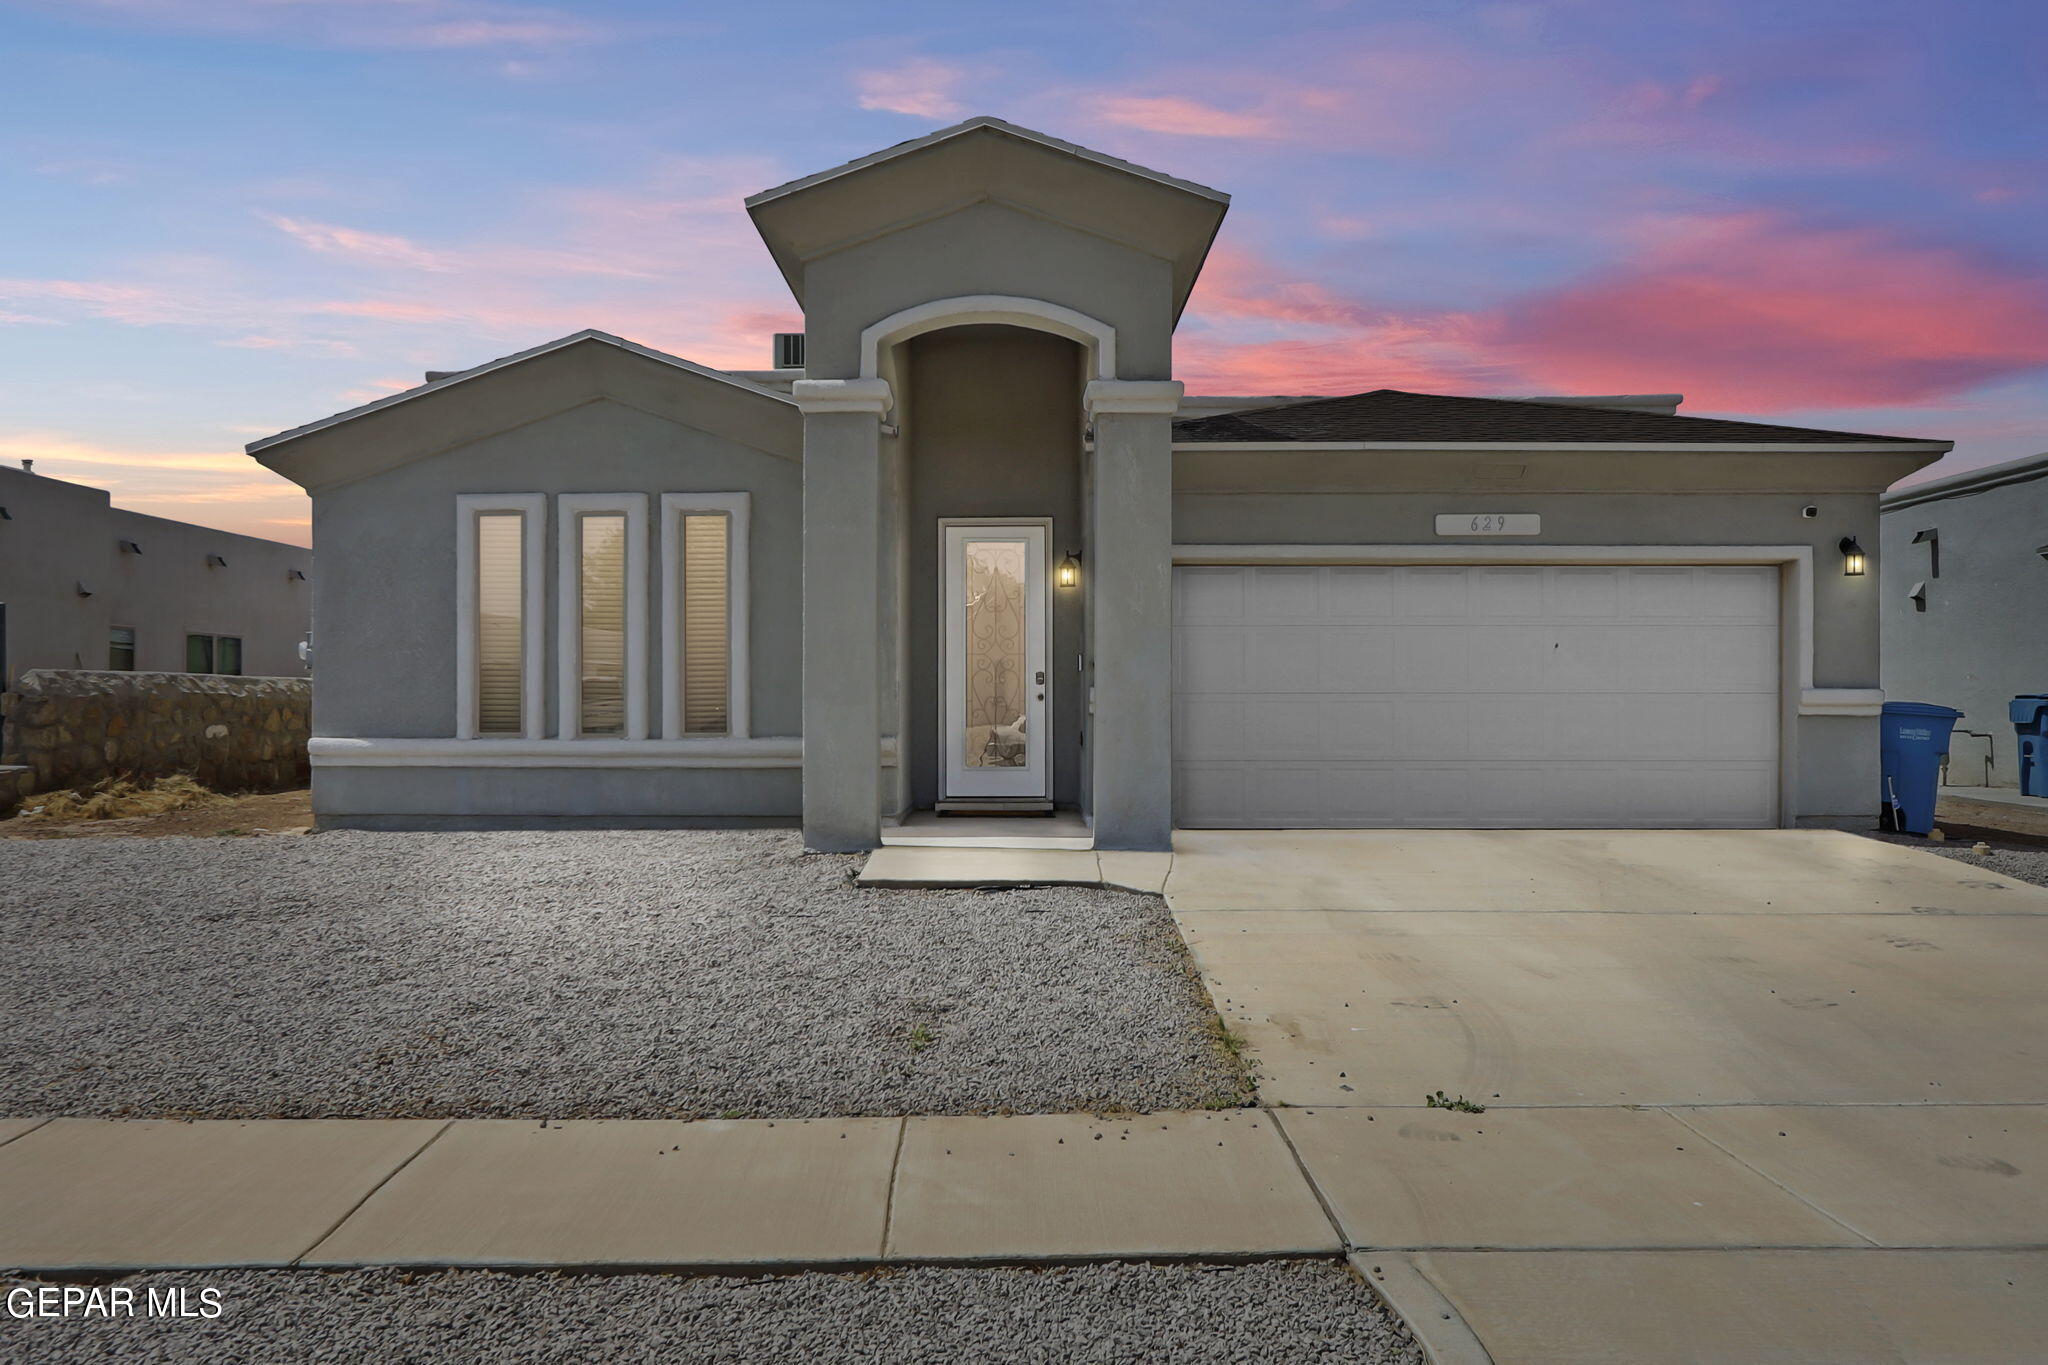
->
[1173, 565, 1781, 829]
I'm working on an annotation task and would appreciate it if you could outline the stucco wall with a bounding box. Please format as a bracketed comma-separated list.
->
[310, 397, 802, 742]
[1, 669, 310, 794]
[801, 201, 1176, 381]
[304, 393, 802, 825]
[900, 326, 1087, 810]
[1881, 467, 2048, 788]
[0, 464, 310, 688]
[1173, 485, 1891, 826]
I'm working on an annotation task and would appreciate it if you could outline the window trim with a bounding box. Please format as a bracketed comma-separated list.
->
[659, 491, 751, 740]
[557, 492, 649, 740]
[455, 493, 546, 740]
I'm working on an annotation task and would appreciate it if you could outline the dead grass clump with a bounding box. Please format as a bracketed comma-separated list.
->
[20, 774, 228, 822]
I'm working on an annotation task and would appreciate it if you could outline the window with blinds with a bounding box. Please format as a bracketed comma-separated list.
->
[474, 511, 525, 734]
[680, 513, 730, 734]
[578, 512, 629, 735]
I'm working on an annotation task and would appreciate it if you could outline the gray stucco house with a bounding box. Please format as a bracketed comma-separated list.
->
[0, 460, 310, 688]
[1880, 451, 2048, 789]
[249, 117, 1949, 849]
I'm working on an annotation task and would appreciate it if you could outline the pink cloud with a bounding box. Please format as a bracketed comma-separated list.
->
[854, 59, 970, 118]
[50, 0, 609, 52]
[263, 214, 451, 271]
[1491, 211, 2048, 410]
[1087, 96, 1282, 140]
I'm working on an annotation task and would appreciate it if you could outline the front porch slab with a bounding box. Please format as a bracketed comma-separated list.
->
[0, 1118, 446, 1270]
[857, 846, 1110, 888]
[304, 1118, 901, 1268]
[885, 1111, 1337, 1260]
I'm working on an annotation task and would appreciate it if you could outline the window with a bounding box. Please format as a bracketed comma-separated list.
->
[456, 494, 544, 739]
[185, 634, 241, 675]
[661, 493, 750, 738]
[557, 494, 648, 739]
[109, 627, 135, 671]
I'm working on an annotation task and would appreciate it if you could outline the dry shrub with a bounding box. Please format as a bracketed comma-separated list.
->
[19, 774, 227, 822]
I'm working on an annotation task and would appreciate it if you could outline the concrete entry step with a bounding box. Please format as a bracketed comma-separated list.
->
[857, 846, 1172, 894]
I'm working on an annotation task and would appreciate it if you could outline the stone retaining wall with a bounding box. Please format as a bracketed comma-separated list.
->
[0, 669, 311, 799]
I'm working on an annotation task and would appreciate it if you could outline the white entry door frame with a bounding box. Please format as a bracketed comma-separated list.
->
[940, 519, 1051, 800]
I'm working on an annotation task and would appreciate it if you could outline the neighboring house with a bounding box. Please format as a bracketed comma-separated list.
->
[1880, 451, 2048, 789]
[249, 116, 1948, 848]
[0, 460, 310, 688]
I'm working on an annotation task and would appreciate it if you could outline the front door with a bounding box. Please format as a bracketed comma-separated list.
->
[941, 521, 1050, 800]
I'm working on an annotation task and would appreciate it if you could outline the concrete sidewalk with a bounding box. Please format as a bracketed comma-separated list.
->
[6, 1105, 2048, 1361]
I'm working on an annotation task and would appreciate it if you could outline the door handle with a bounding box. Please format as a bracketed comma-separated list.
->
[1035, 671, 1046, 684]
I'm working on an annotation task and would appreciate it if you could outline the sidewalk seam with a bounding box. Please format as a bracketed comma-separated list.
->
[1660, 1108, 1880, 1248]
[290, 1118, 455, 1266]
[0, 1117, 53, 1150]
[877, 1116, 909, 1260]
[1262, 1107, 1350, 1250]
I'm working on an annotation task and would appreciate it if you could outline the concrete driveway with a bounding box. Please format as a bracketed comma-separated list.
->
[1167, 829, 2048, 1363]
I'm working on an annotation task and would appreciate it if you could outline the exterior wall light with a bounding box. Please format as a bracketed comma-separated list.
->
[1057, 551, 1081, 588]
[1839, 536, 1866, 576]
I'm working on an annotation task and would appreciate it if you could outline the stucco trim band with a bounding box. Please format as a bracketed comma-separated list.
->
[859, 296, 1118, 381]
[1799, 688, 1886, 716]
[791, 378, 895, 415]
[311, 737, 901, 769]
[1085, 380, 1185, 416]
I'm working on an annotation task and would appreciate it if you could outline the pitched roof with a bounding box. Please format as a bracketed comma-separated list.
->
[1171, 389, 1947, 448]
[246, 329, 791, 455]
[744, 115, 1229, 210]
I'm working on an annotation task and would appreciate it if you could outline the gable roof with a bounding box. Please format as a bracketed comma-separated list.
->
[247, 330, 800, 494]
[746, 116, 1230, 317]
[247, 329, 790, 455]
[1172, 389, 1950, 450]
[745, 115, 1229, 212]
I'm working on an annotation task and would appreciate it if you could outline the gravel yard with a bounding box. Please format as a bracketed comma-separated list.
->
[1865, 831, 2048, 889]
[1, 1262, 1423, 1365]
[0, 830, 1247, 1119]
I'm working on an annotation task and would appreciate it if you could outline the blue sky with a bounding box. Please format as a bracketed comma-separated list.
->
[2, 0, 2043, 544]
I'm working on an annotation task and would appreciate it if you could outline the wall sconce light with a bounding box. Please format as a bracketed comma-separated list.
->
[1839, 536, 1866, 576]
[1057, 551, 1081, 588]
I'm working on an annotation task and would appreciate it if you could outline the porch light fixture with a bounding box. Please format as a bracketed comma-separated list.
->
[1838, 536, 1866, 576]
[1057, 551, 1081, 588]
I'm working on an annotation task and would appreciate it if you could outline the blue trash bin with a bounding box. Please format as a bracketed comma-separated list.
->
[1880, 701, 1964, 835]
[2012, 695, 2048, 798]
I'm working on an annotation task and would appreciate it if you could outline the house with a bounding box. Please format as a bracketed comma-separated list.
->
[249, 117, 1949, 849]
[0, 460, 310, 688]
[1880, 451, 2048, 790]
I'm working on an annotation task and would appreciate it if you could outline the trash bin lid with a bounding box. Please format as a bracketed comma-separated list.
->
[1881, 701, 1964, 719]
[2012, 697, 2048, 723]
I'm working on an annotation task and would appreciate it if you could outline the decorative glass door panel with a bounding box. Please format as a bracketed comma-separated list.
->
[942, 523, 1049, 799]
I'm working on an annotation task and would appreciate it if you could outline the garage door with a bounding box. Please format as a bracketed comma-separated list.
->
[1173, 564, 1780, 828]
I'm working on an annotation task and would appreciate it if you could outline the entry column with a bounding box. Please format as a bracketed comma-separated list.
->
[1085, 379, 1183, 851]
[794, 378, 892, 851]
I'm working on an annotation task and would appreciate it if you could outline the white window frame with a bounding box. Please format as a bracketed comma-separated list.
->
[557, 492, 650, 740]
[455, 493, 546, 740]
[660, 491, 751, 740]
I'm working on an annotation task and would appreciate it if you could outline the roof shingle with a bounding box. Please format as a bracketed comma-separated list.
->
[1170, 389, 1940, 446]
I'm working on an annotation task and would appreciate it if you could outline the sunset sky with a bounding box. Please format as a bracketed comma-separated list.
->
[2, 0, 2042, 547]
